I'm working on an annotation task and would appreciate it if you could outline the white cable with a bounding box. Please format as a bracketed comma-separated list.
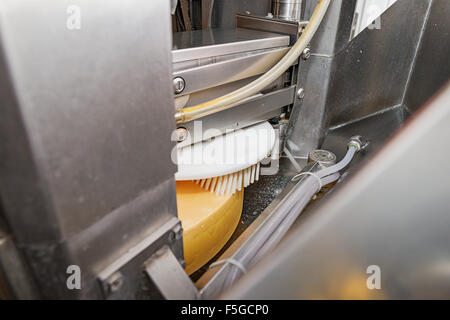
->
[209, 258, 247, 274]
[291, 171, 323, 191]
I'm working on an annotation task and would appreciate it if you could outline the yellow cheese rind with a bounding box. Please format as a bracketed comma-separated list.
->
[176, 181, 244, 275]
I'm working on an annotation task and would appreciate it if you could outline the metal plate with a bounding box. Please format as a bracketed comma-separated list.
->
[0, 0, 181, 298]
[172, 28, 290, 63]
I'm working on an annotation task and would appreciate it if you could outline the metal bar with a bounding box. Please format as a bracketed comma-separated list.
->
[174, 47, 290, 96]
[145, 246, 199, 300]
[172, 28, 290, 63]
[236, 13, 307, 45]
[179, 86, 296, 146]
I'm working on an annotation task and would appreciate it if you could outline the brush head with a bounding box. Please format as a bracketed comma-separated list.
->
[175, 121, 275, 193]
[194, 163, 260, 195]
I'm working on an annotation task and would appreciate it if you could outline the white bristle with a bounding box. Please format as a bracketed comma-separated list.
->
[194, 163, 261, 196]
[250, 165, 255, 184]
[255, 162, 260, 181]
[237, 170, 243, 191]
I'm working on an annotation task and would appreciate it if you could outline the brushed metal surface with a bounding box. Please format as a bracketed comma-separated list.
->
[172, 28, 290, 63]
[0, 0, 180, 298]
[286, 0, 431, 157]
[174, 47, 289, 96]
[404, 0, 450, 113]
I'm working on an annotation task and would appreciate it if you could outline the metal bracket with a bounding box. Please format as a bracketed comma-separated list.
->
[97, 217, 185, 299]
[236, 13, 308, 45]
[144, 246, 199, 300]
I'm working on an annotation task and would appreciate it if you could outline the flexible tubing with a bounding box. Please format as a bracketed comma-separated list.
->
[316, 146, 357, 178]
[175, 0, 332, 124]
[225, 173, 340, 286]
[222, 171, 341, 288]
[218, 147, 357, 292]
[250, 173, 340, 265]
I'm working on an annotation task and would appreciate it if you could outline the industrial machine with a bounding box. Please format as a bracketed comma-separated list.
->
[0, 0, 449, 300]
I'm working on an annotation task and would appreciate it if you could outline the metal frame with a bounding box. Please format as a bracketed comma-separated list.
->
[0, 0, 184, 299]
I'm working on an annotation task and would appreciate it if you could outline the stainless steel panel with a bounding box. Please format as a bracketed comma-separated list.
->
[328, 0, 432, 127]
[286, 0, 431, 157]
[236, 13, 304, 45]
[0, 0, 180, 298]
[223, 83, 450, 299]
[172, 28, 290, 63]
[174, 47, 289, 96]
[404, 0, 450, 113]
[307, 0, 357, 57]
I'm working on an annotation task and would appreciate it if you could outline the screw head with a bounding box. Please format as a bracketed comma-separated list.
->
[173, 77, 186, 94]
[173, 224, 183, 240]
[168, 231, 176, 243]
[302, 46, 311, 60]
[106, 272, 124, 293]
[175, 127, 188, 142]
[297, 88, 305, 100]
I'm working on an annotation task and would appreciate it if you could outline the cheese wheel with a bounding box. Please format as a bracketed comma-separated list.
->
[176, 181, 244, 275]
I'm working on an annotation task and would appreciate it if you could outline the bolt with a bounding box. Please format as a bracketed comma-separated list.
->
[302, 46, 311, 60]
[348, 135, 369, 151]
[173, 77, 186, 94]
[175, 127, 188, 142]
[106, 272, 123, 293]
[168, 231, 176, 243]
[297, 88, 305, 100]
[173, 224, 183, 240]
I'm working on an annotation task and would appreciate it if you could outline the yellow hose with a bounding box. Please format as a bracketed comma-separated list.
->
[175, 0, 331, 124]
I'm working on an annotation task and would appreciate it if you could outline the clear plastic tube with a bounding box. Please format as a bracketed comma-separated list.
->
[250, 173, 340, 265]
[204, 145, 358, 297]
[175, 0, 332, 124]
[224, 173, 340, 286]
[317, 146, 357, 178]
